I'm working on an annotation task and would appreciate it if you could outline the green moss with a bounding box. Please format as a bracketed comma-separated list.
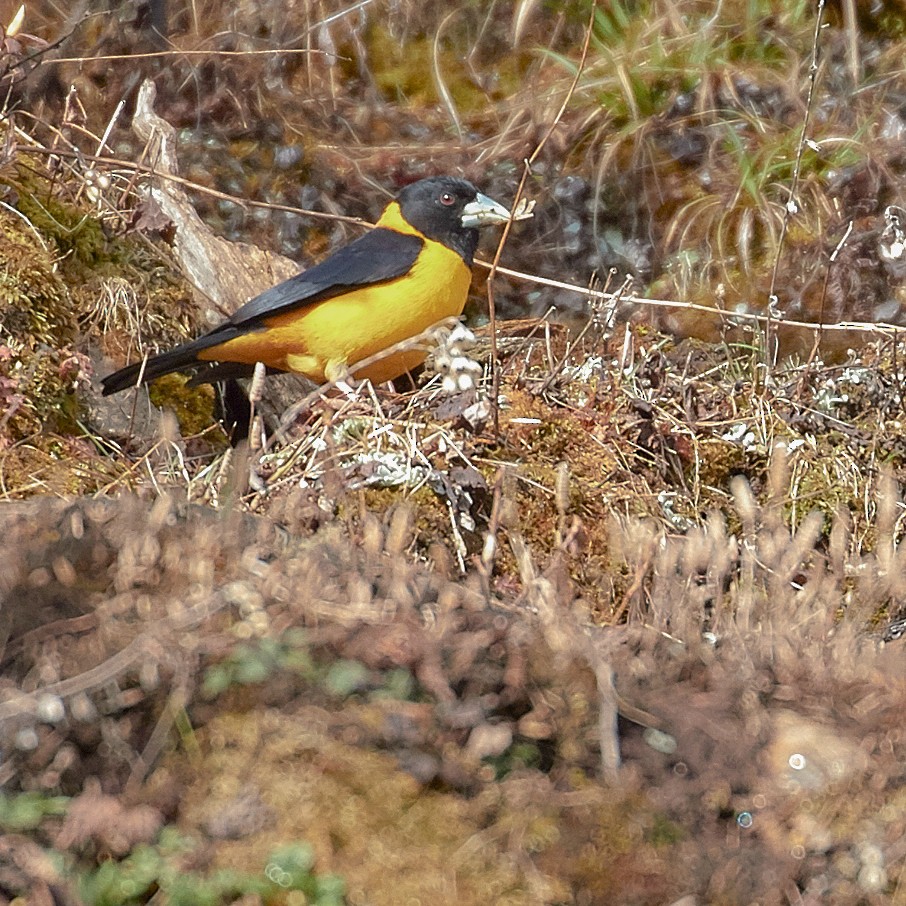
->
[0, 202, 86, 442]
[647, 812, 685, 846]
[693, 437, 756, 489]
[0, 156, 206, 484]
[148, 374, 218, 438]
[2, 163, 198, 354]
[0, 207, 74, 345]
[358, 23, 530, 117]
[12, 170, 110, 268]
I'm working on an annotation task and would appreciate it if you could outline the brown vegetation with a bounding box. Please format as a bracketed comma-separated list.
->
[2, 1, 906, 904]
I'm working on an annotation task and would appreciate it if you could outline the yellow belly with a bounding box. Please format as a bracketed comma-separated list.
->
[200, 239, 471, 385]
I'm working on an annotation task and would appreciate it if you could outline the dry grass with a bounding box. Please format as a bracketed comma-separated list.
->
[2, 463, 905, 902]
[4, 1, 906, 901]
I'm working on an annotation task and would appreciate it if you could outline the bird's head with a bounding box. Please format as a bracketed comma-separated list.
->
[391, 176, 513, 265]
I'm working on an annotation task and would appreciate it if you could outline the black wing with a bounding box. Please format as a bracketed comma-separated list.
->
[101, 228, 423, 395]
[225, 227, 423, 327]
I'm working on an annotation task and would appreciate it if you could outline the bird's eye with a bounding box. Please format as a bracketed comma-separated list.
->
[440, 192, 455, 206]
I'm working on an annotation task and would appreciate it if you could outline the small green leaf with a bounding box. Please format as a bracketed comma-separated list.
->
[201, 665, 234, 699]
[323, 659, 369, 697]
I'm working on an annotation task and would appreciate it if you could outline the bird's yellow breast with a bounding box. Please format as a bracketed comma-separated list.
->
[200, 213, 471, 385]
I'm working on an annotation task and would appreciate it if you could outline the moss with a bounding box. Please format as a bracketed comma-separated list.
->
[0, 436, 130, 497]
[693, 437, 757, 489]
[0, 207, 74, 345]
[0, 155, 211, 485]
[0, 203, 86, 442]
[11, 168, 110, 269]
[148, 374, 219, 439]
[357, 23, 530, 117]
[173, 709, 540, 906]
[2, 163, 198, 355]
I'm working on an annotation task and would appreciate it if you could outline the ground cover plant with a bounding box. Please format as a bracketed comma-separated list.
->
[2, 1, 906, 903]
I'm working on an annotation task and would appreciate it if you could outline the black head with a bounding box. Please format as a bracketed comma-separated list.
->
[395, 176, 511, 265]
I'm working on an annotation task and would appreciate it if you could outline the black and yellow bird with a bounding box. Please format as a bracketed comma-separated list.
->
[101, 176, 514, 395]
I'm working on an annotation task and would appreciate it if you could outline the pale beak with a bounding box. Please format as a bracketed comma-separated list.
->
[460, 192, 513, 228]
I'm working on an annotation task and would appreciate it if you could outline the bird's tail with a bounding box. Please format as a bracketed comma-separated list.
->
[101, 345, 198, 395]
[100, 329, 246, 396]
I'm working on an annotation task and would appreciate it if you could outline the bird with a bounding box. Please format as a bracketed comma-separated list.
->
[100, 176, 515, 396]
